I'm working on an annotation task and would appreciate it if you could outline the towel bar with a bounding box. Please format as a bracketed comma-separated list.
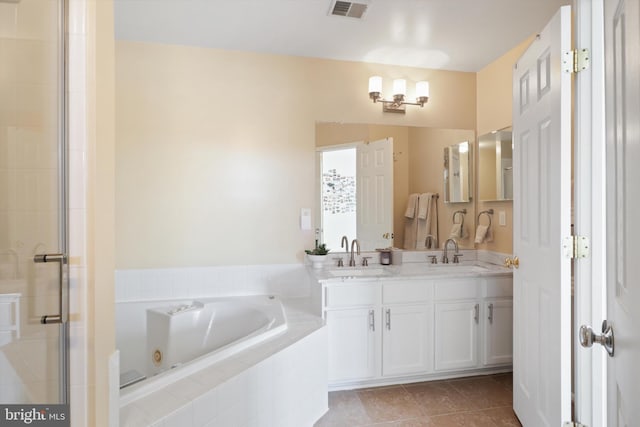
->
[477, 209, 494, 228]
[452, 209, 467, 224]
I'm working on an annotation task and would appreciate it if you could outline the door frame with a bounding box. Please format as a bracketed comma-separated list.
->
[573, 0, 607, 425]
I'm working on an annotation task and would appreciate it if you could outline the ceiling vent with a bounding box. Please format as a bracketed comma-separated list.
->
[329, 0, 368, 19]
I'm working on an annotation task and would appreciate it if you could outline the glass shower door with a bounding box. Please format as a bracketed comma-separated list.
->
[0, 0, 68, 406]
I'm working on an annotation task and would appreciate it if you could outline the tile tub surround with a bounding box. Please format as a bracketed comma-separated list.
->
[115, 264, 312, 303]
[120, 298, 328, 427]
[315, 373, 520, 427]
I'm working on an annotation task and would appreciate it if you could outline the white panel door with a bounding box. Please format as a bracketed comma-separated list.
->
[604, 0, 640, 424]
[512, 6, 572, 426]
[357, 138, 393, 250]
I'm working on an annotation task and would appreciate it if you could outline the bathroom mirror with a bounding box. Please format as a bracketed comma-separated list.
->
[443, 141, 472, 203]
[478, 127, 513, 201]
[316, 123, 476, 251]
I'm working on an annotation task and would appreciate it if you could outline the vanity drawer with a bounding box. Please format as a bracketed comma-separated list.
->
[325, 282, 380, 308]
[484, 277, 513, 298]
[382, 280, 434, 304]
[434, 278, 480, 300]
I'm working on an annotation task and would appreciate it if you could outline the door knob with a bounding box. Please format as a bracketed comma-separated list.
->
[504, 256, 520, 269]
[579, 320, 614, 357]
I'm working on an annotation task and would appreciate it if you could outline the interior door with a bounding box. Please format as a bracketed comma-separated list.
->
[357, 138, 393, 250]
[512, 6, 572, 426]
[604, 0, 640, 424]
[0, 0, 68, 405]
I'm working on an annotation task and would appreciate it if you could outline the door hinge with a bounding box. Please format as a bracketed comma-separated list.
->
[563, 48, 590, 73]
[563, 422, 588, 427]
[562, 235, 590, 259]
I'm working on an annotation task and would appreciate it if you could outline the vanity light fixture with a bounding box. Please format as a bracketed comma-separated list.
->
[368, 76, 429, 113]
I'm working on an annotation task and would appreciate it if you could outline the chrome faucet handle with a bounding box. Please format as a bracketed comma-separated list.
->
[428, 255, 437, 264]
[334, 257, 344, 267]
[453, 253, 463, 264]
[361, 256, 371, 267]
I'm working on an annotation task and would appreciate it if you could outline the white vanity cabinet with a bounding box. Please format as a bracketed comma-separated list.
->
[325, 281, 381, 383]
[380, 281, 433, 377]
[434, 279, 481, 371]
[325, 279, 433, 383]
[433, 276, 513, 372]
[326, 307, 379, 382]
[482, 277, 514, 366]
[320, 271, 512, 389]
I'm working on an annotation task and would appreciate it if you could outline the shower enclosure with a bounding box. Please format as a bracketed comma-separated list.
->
[0, 0, 69, 404]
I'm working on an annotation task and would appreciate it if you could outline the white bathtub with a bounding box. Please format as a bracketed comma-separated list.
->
[119, 295, 288, 405]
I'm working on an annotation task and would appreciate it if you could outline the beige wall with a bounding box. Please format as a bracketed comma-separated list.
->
[115, 41, 476, 268]
[475, 36, 534, 254]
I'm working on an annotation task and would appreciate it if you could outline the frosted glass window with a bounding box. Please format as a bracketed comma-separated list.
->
[321, 148, 356, 252]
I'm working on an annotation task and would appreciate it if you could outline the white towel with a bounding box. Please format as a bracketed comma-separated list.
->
[404, 216, 418, 249]
[403, 194, 419, 248]
[404, 193, 418, 218]
[417, 193, 432, 219]
[450, 223, 463, 239]
[474, 225, 493, 244]
[416, 193, 434, 249]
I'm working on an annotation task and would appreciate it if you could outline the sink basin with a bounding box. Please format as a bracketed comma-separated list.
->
[396, 264, 491, 275]
[328, 268, 386, 277]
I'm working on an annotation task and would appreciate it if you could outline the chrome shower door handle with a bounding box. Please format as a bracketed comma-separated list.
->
[34, 253, 68, 324]
[579, 320, 614, 357]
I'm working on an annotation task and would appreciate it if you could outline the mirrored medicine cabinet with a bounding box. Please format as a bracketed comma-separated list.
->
[477, 127, 513, 201]
[443, 141, 472, 203]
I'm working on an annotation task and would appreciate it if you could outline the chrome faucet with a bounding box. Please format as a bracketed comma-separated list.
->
[341, 235, 350, 253]
[442, 238, 459, 264]
[349, 239, 360, 267]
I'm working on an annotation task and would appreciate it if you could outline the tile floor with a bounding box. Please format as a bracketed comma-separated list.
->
[315, 373, 521, 427]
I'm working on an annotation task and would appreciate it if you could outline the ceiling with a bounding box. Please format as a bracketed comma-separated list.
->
[113, 0, 571, 72]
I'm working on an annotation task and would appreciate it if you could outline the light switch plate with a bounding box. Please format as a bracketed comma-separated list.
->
[499, 210, 506, 226]
[300, 208, 312, 230]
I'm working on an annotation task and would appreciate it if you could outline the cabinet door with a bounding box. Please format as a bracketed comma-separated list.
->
[326, 308, 379, 383]
[382, 304, 433, 377]
[434, 301, 479, 371]
[483, 299, 513, 366]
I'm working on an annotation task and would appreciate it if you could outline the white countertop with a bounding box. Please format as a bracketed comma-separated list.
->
[310, 260, 512, 283]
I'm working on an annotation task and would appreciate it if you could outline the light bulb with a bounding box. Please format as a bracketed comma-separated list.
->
[368, 76, 382, 93]
[416, 81, 430, 98]
[392, 79, 406, 97]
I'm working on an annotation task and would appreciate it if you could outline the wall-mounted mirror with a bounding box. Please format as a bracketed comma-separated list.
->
[443, 141, 472, 203]
[478, 127, 513, 201]
[316, 123, 476, 251]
